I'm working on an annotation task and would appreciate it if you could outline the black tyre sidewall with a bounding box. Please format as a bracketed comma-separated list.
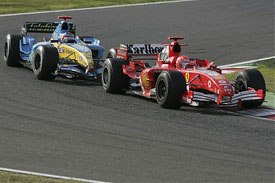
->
[102, 58, 129, 93]
[236, 69, 266, 107]
[4, 34, 22, 67]
[156, 71, 186, 109]
[33, 46, 58, 80]
[102, 59, 114, 92]
[156, 72, 169, 106]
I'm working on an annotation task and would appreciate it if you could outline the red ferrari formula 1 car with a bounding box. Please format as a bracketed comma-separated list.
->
[102, 37, 266, 109]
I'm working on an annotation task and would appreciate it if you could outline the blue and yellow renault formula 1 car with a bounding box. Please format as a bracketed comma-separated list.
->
[4, 16, 105, 81]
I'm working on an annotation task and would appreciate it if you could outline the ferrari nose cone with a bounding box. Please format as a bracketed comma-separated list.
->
[221, 84, 234, 96]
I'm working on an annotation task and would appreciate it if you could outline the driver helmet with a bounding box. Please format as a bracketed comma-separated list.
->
[176, 55, 190, 68]
[60, 32, 74, 43]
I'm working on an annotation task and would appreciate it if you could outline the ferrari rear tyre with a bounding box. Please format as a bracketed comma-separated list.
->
[102, 58, 129, 93]
[235, 69, 266, 107]
[4, 34, 22, 67]
[33, 45, 58, 81]
[156, 71, 186, 109]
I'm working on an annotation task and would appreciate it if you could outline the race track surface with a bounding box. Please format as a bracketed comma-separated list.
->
[0, 0, 274, 182]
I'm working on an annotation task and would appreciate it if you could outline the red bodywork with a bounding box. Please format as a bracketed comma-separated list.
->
[58, 16, 72, 22]
[114, 37, 264, 107]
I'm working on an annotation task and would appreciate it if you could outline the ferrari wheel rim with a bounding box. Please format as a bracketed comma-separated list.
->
[157, 80, 166, 100]
[4, 42, 8, 59]
[34, 54, 41, 70]
[236, 79, 246, 92]
[103, 68, 109, 85]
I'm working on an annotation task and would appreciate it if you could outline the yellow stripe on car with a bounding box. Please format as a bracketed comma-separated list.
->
[52, 43, 93, 69]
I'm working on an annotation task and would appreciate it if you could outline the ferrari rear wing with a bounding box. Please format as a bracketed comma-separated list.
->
[21, 22, 76, 35]
[120, 44, 164, 56]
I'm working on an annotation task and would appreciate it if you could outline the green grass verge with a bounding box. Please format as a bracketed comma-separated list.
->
[225, 58, 275, 93]
[0, 171, 84, 183]
[0, 0, 174, 14]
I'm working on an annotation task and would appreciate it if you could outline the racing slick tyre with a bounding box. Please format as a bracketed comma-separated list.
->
[4, 34, 22, 67]
[156, 71, 186, 109]
[102, 58, 129, 93]
[32, 45, 58, 81]
[235, 69, 266, 107]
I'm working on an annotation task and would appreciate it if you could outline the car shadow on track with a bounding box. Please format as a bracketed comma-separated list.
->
[54, 78, 102, 87]
[124, 92, 240, 117]
[124, 92, 157, 102]
[179, 105, 241, 117]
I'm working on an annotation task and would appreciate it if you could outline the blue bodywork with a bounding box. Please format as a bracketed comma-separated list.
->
[18, 18, 105, 79]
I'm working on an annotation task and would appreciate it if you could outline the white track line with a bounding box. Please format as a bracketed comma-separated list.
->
[0, 167, 111, 183]
[220, 56, 275, 68]
[0, 0, 273, 177]
[0, 0, 196, 18]
[221, 109, 275, 122]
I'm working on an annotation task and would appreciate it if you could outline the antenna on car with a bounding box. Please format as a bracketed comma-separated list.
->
[165, 37, 188, 46]
[168, 37, 184, 41]
[58, 16, 72, 22]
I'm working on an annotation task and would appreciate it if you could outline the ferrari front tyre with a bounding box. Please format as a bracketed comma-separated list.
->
[32, 45, 58, 81]
[4, 34, 22, 67]
[235, 69, 266, 107]
[102, 58, 129, 93]
[156, 71, 186, 109]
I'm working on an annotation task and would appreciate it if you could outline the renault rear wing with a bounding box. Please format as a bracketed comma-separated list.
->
[21, 22, 76, 35]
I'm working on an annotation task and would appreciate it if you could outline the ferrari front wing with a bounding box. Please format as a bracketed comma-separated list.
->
[182, 88, 265, 107]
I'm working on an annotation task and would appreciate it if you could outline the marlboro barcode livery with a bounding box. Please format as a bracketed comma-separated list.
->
[102, 37, 266, 108]
[126, 44, 164, 55]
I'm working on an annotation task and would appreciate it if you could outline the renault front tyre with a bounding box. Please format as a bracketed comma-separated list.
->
[32, 46, 58, 81]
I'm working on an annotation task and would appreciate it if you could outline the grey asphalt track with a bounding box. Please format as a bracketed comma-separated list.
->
[0, 0, 274, 182]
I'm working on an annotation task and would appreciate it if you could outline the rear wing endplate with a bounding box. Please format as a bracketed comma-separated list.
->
[120, 44, 164, 55]
[21, 22, 76, 35]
